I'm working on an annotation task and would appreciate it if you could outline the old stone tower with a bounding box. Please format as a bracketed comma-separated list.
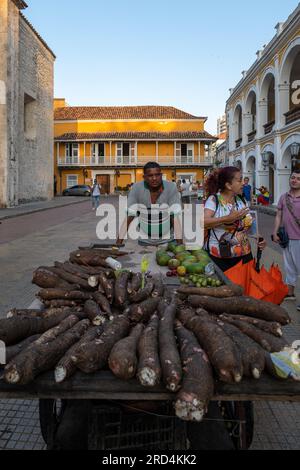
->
[0, 0, 55, 207]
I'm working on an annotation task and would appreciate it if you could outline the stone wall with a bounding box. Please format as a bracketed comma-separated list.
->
[0, 0, 55, 207]
[18, 16, 54, 204]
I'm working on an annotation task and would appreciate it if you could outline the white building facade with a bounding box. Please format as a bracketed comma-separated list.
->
[226, 4, 300, 204]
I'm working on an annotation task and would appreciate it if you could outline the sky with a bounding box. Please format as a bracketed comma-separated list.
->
[25, 0, 299, 134]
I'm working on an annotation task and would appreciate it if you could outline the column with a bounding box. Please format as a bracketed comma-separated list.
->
[227, 107, 234, 152]
[156, 142, 159, 162]
[83, 142, 86, 166]
[135, 142, 138, 165]
[273, 135, 281, 203]
[257, 100, 268, 137]
[256, 170, 270, 191]
[243, 113, 253, 142]
[0, 0, 20, 207]
[274, 54, 281, 131]
[198, 141, 201, 163]
[110, 141, 112, 165]
[56, 142, 60, 165]
[275, 169, 290, 204]
[278, 83, 290, 128]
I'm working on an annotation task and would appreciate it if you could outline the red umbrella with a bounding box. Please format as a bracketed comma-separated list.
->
[225, 260, 288, 305]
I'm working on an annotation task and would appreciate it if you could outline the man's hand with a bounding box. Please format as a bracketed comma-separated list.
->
[272, 233, 280, 244]
[115, 238, 124, 247]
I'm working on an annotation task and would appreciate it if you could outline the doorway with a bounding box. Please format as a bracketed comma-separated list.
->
[96, 175, 110, 195]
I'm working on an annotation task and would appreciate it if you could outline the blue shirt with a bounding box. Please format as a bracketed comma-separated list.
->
[243, 184, 252, 202]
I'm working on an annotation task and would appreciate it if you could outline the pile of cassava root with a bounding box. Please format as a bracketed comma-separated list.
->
[0, 248, 293, 423]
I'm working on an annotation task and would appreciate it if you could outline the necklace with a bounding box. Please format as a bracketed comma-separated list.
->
[219, 193, 235, 205]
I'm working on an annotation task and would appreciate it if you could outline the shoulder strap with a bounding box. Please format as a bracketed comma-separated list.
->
[236, 194, 247, 206]
[213, 194, 219, 212]
[206, 195, 219, 248]
[285, 193, 300, 228]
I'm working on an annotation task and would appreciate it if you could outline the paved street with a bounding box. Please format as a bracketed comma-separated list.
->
[0, 201, 300, 450]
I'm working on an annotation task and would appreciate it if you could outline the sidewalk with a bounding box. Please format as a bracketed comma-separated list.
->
[252, 204, 277, 216]
[0, 197, 90, 221]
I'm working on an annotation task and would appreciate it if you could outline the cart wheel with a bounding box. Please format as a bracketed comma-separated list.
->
[39, 399, 67, 449]
[222, 401, 254, 450]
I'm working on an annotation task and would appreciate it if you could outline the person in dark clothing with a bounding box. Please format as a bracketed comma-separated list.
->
[242, 177, 252, 203]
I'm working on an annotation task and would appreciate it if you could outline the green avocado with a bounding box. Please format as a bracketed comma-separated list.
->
[185, 263, 206, 274]
[167, 242, 177, 253]
[174, 245, 187, 254]
[156, 250, 172, 267]
[176, 252, 192, 262]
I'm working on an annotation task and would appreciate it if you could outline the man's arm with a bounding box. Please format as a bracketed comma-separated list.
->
[116, 184, 139, 246]
[116, 216, 135, 246]
[272, 209, 282, 243]
[169, 185, 183, 244]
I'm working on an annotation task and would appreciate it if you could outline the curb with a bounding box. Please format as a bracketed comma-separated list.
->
[0, 198, 90, 221]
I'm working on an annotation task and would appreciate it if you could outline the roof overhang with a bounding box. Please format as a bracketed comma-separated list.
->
[13, 0, 28, 9]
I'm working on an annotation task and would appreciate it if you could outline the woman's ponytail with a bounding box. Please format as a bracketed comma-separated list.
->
[205, 169, 220, 196]
[205, 166, 240, 197]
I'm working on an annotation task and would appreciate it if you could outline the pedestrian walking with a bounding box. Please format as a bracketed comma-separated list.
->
[92, 179, 101, 211]
[181, 179, 192, 204]
[273, 169, 300, 309]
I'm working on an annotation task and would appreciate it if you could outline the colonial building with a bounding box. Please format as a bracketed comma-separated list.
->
[0, 0, 55, 207]
[54, 100, 216, 194]
[226, 3, 300, 203]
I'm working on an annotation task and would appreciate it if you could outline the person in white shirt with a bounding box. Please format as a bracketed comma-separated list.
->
[181, 179, 192, 204]
[92, 179, 101, 210]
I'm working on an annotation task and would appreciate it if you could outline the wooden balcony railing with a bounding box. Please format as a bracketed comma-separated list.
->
[285, 108, 300, 125]
[235, 138, 242, 149]
[263, 120, 275, 135]
[57, 155, 214, 167]
[247, 130, 256, 143]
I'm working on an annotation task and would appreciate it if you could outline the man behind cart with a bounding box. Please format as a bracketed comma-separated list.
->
[116, 162, 183, 246]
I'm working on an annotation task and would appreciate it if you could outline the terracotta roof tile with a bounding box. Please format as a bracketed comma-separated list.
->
[54, 106, 206, 121]
[55, 131, 217, 142]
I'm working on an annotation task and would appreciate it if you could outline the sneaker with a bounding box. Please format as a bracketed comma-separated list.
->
[297, 305, 300, 312]
[285, 295, 296, 301]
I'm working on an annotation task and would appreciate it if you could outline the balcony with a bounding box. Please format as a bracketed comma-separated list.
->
[57, 155, 214, 167]
[235, 138, 242, 149]
[285, 108, 300, 125]
[247, 130, 256, 143]
[263, 120, 275, 135]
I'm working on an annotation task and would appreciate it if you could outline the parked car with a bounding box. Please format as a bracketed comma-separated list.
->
[62, 185, 92, 197]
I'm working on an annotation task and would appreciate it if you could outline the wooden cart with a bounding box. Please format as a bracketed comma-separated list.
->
[1, 244, 299, 450]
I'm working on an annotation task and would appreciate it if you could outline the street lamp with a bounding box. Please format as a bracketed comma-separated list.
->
[290, 142, 300, 170]
[261, 151, 270, 170]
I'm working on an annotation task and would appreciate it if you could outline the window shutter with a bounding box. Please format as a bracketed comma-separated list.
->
[187, 143, 194, 162]
[175, 143, 181, 163]
[130, 143, 136, 164]
[116, 143, 123, 164]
